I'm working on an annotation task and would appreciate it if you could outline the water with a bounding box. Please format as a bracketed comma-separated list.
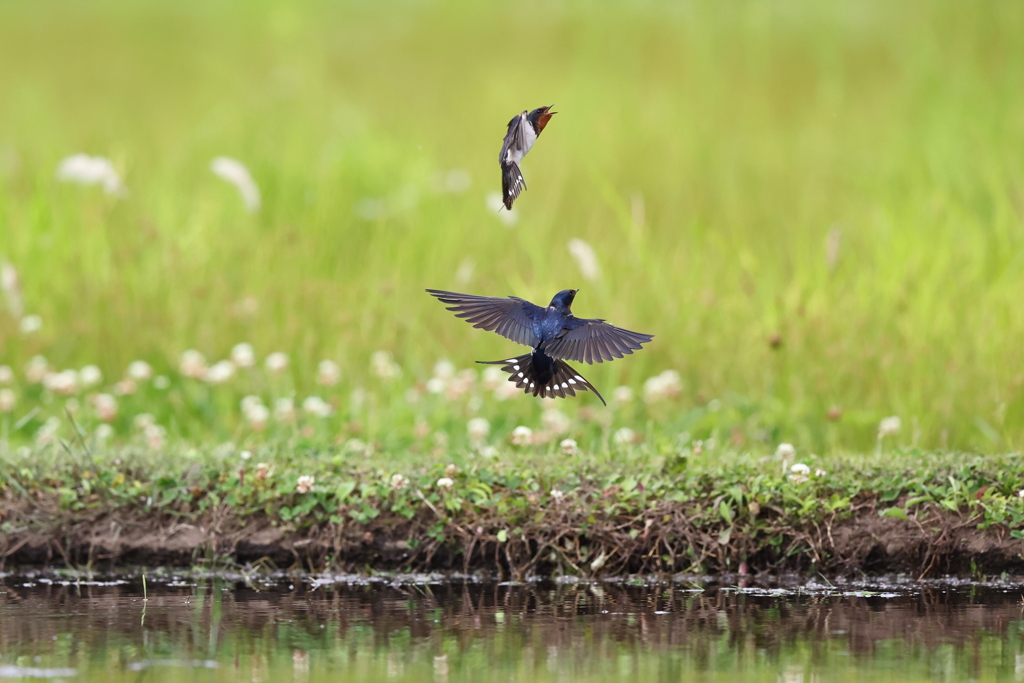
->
[2, 573, 1024, 682]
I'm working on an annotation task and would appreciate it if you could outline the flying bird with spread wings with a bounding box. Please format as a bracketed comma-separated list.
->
[499, 105, 555, 210]
[426, 288, 653, 405]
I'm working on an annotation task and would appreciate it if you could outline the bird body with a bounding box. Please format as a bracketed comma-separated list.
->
[499, 105, 555, 210]
[426, 288, 653, 405]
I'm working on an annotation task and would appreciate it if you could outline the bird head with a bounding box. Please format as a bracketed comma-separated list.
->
[527, 105, 556, 133]
[549, 288, 578, 313]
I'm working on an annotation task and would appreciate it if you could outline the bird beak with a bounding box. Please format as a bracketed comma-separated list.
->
[547, 105, 557, 114]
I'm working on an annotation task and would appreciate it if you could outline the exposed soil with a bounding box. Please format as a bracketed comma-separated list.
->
[3, 499, 1023, 577]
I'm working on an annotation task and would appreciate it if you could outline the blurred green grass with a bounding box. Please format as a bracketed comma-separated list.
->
[1, 0, 1024, 452]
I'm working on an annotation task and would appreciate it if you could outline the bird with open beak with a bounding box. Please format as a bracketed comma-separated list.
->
[499, 105, 556, 210]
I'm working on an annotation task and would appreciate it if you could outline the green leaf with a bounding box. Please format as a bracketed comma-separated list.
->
[717, 527, 732, 545]
[1010, 530, 1024, 540]
[496, 529, 508, 543]
[879, 507, 909, 521]
[336, 481, 357, 502]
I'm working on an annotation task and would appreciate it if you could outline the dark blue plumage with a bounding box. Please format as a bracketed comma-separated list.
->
[426, 288, 653, 405]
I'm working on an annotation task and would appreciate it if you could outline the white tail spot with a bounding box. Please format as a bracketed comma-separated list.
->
[518, 372, 524, 378]
[506, 359, 518, 363]
[568, 379, 577, 384]
[574, 375, 584, 381]
[561, 382, 568, 389]
[513, 365, 520, 371]
[529, 382, 535, 388]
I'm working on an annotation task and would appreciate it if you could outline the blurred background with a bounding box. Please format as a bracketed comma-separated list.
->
[1, 0, 1023, 453]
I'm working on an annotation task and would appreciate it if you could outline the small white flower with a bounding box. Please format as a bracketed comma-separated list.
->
[265, 352, 289, 374]
[255, 462, 272, 480]
[0, 388, 15, 413]
[144, 423, 166, 450]
[878, 416, 901, 437]
[231, 343, 256, 368]
[775, 443, 796, 459]
[274, 397, 296, 422]
[79, 365, 102, 388]
[1017, 489, 1024, 498]
[204, 360, 235, 384]
[211, 157, 261, 212]
[133, 413, 155, 430]
[95, 423, 113, 441]
[302, 395, 333, 418]
[550, 488, 565, 502]
[44, 369, 78, 395]
[815, 468, 827, 477]
[542, 409, 571, 435]
[245, 403, 270, 430]
[114, 379, 137, 395]
[370, 350, 400, 379]
[444, 463, 459, 478]
[613, 386, 634, 404]
[296, 475, 315, 494]
[153, 375, 170, 390]
[436, 477, 454, 489]
[479, 445, 498, 459]
[510, 425, 533, 446]
[65, 398, 80, 414]
[240, 450, 252, 460]
[613, 427, 637, 446]
[25, 355, 48, 383]
[179, 349, 207, 378]
[317, 359, 341, 386]
[127, 360, 153, 381]
[643, 370, 682, 403]
[790, 463, 811, 476]
[485, 191, 518, 226]
[481, 366, 504, 390]
[467, 417, 491, 442]
[567, 238, 601, 282]
[93, 393, 118, 421]
[389, 473, 409, 491]
[0, 365, 12, 384]
[55, 154, 126, 196]
[560, 438, 579, 456]
[19, 314, 42, 334]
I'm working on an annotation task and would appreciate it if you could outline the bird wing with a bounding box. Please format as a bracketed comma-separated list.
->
[426, 289, 541, 347]
[540, 317, 653, 364]
[498, 112, 525, 165]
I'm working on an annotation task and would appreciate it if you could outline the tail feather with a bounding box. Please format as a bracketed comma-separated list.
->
[501, 162, 526, 210]
[478, 351, 606, 406]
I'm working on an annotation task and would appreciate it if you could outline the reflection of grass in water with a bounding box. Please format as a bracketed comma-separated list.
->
[0, 0, 1023, 451]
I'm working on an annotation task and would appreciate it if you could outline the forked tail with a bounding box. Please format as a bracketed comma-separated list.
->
[500, 162, 526, 210]
[478, 351, 606, 405]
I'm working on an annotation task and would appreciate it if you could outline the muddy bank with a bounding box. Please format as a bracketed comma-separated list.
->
[3, 502, 1022, 576]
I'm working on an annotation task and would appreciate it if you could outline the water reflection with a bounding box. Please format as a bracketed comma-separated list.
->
[1, 575, 1023, 681]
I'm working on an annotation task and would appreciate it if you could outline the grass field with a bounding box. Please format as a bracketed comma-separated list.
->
[2, 0, 1024, 460]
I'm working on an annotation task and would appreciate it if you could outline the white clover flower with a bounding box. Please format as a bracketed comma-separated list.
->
[425, 377, 446, 394]
[153, 375, 170, 390]
[296, 475, 315, 494]
[133, 413, 155, 430]
[211, 157, 261, 212]
[79, 365, 102, 388]
[510, 426, 533, 446]
[790, 463, 811, 476]
[0, 388, 15, 413]
[144, 423, 166, 450]
[815, 468, 827, 477]
[485, 191, 518, 226]
[1018, 489, 1024, 498]
[444, 463, 459, 478]
[493, 380, 521, 401]
[445, 369, 475, 400]
[241, 395, 263, 412]
[65, 398, 80, 414]
[613, 386, 634, 404]
[255, 462, 272, 480]
[231, 342, 256, 368]
[93, 393, 118, 421]
[643, 370, 682, 403]
[878, 416, 901, 437]
[567, 238, 601, 282]
[436, 477, 454, 489]
[127, 360, 152, 381]
[45, 369, 78, 395]
[1, 262, 22, 319]
[56, 154, 126, 195]
[274, 397, 296, 422]
[479, 445, 498, 458]
[25, 355, 48, 384]
[370, 350, 400, 379]
[204, 360, 235, 384]
[481, 366, 504, 390]
[95, 423, 113, 441]
[245, 403, 270, 430]
[317, 359, 341, 386]
[0, 365, 12, 384]
[389, 473, 409, 491]
[560, 438, 579, 456]
[613, 427, 637, 446]
[433, 359, 456, 380]
[467, 417, 490, 443]
[19, 314, 42, 334]
[179, 349, 207, 378]
[775, 443, 796, 459]
[541, 409, 571, 435]
[265, 352, 289, 374]
[550, 488, 565, 502]
[240, 450, 252, 460]
[302, 395, 333, 418]
[113, 378, 135, 395]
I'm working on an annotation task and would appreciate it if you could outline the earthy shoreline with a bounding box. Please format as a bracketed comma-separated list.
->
[4, 504, 1023, 577]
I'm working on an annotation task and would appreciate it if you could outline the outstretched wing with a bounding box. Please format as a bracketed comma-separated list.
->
[426, 289, 541, 347]
[498, 112, 525, 166]
[540, 317, 653, 364]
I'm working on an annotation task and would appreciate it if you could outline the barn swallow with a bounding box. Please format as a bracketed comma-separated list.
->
[426, 288, 653, 405]
[499, 105, 556, 210]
